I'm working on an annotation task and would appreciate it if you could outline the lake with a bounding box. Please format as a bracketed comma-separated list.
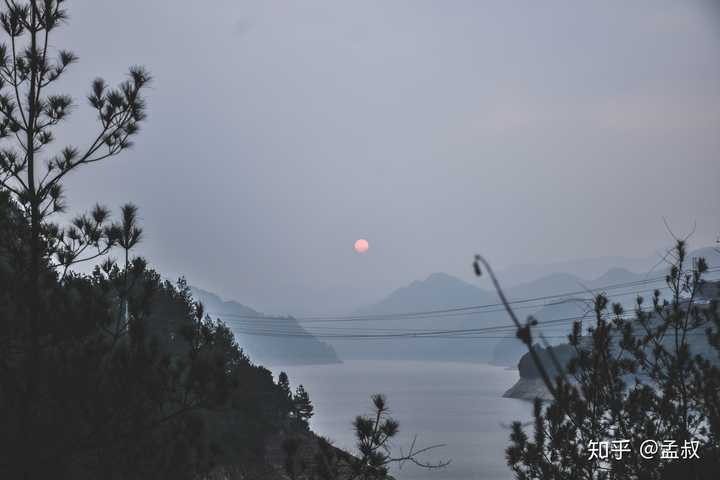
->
[273, 360, 532, 480]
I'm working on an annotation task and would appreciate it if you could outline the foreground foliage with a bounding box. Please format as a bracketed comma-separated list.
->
[0, 2, 301, 477]
[0, 190, 304, 478]
[0, 3, 444, 479]
[283, 394, 449, 480]
[496, 242, 720, 479]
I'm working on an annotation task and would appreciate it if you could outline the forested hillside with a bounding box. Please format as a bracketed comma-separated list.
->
[0, 4, 439, 478]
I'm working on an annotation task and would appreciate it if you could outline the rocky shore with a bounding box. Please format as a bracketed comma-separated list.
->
[503, 377, 553, 401]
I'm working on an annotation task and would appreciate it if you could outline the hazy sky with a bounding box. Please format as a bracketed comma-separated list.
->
[55, 1, 719, 314]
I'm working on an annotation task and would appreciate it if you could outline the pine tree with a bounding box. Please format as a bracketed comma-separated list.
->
[0, 2, 149, 477]
[299, 394, 449, 480]
[476, 241, 720, 479]
[111, 203, 143, 329]
[0, 0, 150, 275]
[278, 371, 292, 399]
[293, 384, 315, 426]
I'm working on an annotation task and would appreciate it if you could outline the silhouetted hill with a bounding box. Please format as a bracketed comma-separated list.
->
[192, 287, 341, 366]
[356, 272, 497, 315]
[328, 273, 503, 363]
[490, 299, 589, 367]
[505, 278, 720, 400]
[595, 267, 637, 284]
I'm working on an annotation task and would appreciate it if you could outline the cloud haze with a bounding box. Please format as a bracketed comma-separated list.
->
[55, 0, 720, 314]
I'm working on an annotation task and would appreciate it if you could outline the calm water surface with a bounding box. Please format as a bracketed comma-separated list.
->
[273, 361, 531, 480]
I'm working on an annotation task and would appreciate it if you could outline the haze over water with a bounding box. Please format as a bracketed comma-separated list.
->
[274, 361, 532, 480]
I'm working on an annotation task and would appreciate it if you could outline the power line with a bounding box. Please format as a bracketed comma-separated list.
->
[210, 285, 670, 330]
[205, 268, 720, 325]
[197, 268, 719, 342]
[221, 308, 659, 340]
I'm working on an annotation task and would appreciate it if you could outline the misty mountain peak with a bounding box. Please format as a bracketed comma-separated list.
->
[190, 286, 259, 317]
[595, 267, 636, 285]
[358, 271, 496, 315]
[424, 272, 468, 286]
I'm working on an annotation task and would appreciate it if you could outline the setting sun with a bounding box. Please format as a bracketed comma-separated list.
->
[354, 239, 369, 253]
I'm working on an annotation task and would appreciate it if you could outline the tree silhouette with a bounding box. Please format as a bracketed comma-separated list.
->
[0, 1, 150, 477]
[0, 2, 306, 478]
[0, 185, 306, 478]
[279, 371, 292, 399]
[0, 3, 445, 479]
[112, 203, 143, 327]
[0, 0, 149, 273]
[476, 241, 720, 479]
[294, 384, 315, 427]
[0, 0, 149, 470]
[284, 394, 449, 480]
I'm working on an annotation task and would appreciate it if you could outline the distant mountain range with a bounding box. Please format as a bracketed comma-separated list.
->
[328, 246, 720, 366]
[495, 254, 662, 288]
[356, 272, 497, 315]
[191, 287, 341, 366]
[189, 247, 720, 368]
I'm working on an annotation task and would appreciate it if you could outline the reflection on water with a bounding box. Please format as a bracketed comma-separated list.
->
[273, 361, 532, 480]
